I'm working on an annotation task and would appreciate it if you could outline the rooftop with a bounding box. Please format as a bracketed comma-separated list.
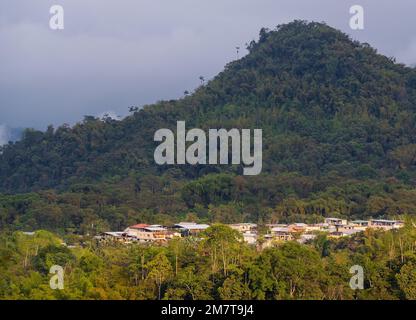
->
[144, 225, 167, 232]
[175, 223, 210, 230]
[129, 224, 150, 229]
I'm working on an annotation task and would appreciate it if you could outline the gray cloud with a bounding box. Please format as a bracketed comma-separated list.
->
[1, 0, 415, 129]
[0, 125, 9, 146]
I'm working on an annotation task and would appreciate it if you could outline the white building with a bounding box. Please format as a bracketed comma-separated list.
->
[242, 232, 258, 245]
[324, 218, 348, 226]
[124, 224, 173, 242]
[369, 219, 404, 230]
[174, 222, 210, 236]
[229, 223, 257, 233]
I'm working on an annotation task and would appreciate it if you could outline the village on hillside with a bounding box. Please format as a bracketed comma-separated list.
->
[95, 218, 404, 249]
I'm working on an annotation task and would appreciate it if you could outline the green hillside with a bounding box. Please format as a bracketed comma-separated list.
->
[1, 21, 416, 232]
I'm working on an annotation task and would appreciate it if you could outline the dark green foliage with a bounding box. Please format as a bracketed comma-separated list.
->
[2, 21, 416, 192]
[1, 21, 416, 232]
[32, 245, 75, 274]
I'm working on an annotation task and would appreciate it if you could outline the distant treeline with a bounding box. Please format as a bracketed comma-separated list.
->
[1, 173, 416, 234]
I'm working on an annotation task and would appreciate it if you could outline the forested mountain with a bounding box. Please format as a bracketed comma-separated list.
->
[1, 21, 416, 232]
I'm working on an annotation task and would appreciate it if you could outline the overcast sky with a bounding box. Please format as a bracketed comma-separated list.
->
[0, 0, 416, 132]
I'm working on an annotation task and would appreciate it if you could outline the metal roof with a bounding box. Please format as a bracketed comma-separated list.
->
[175, 223, 210, 230]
